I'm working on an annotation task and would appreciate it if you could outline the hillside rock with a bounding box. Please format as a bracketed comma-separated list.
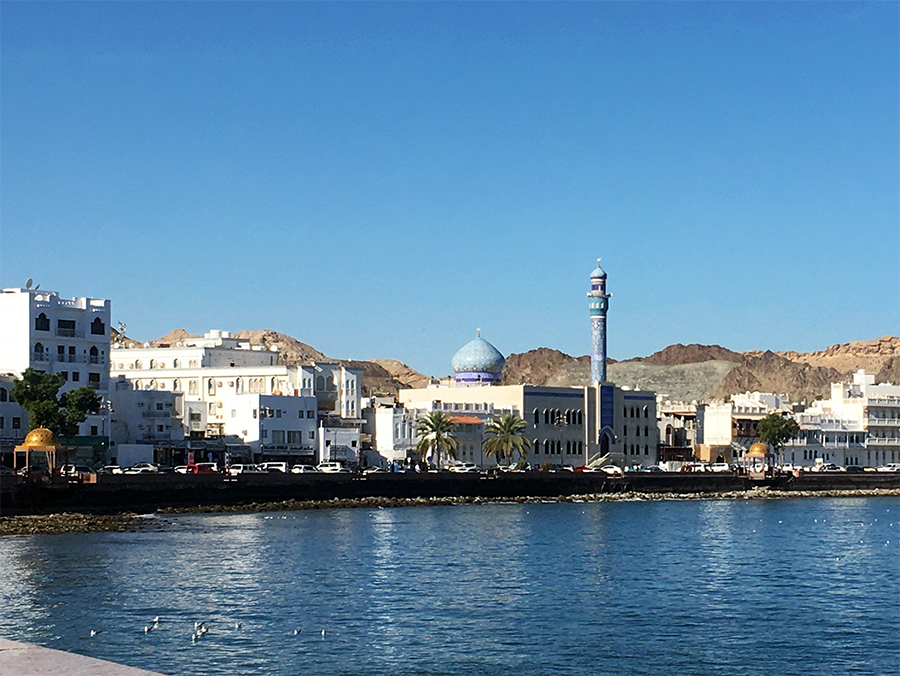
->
[637, 343, 745, 366]
[371, 359, 435, 390]
[503, 348, 591, 386]
[231, 329, 329, 364]
[150, 328, 200, 347]
[778, 335, 900, 377]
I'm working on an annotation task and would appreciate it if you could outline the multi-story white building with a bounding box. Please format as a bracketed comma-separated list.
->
[696, 392, 792, 465]
[0, 287, 112, 440]
[109, 330, 363, 464]
[784, 370, 900, 469]
[108, 379, 185, 466]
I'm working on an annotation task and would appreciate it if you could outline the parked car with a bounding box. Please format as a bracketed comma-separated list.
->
[449, 463, 480, 473]
[317, 462, 350, 473]
[259, 462, 289, 473]
[173, 466, 190, 474]
[123, 466, 159, 474]
[57, 464, 95, 478]
[362, 466, 388, 474]
[843, 465, 865, 474]
[228, 464, 265, 475]
[188, 462, 219, 474]
[290, 464, 320, 474]
[640, 466, 665, 473]
[124, 462, 159, 474]
[710, 463, 731, 473]
[97, 465, 124, 475]
[877, 463, 900, 472]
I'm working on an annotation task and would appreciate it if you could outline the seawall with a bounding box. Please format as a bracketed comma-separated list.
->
[2, 471, 898, 516]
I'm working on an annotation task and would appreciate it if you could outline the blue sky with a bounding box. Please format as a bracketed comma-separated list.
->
[2, 2, 897, 377]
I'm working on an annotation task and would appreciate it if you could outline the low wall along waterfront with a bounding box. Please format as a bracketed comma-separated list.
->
[2, 471, 898, 518]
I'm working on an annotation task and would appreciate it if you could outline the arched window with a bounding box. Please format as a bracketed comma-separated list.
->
[135, 360, 142, 370]
[173, 379, 180, 392]
[173, 358, 180, 369]
[91, 317, 105, 335]
[316, 376, 325, 391]
[33, 342, 45, 359]
[149, 359, 156, 369]
[235, 377, 243, 394]
[630, 407, 635, 418]
[148, 379, 157, 391]
[35, 313, 50, 331]
[134, 380, 142, 390]
[207, 378, 216, 395]
[544, 409, 550, 425]
[623, 406, 627, 418]
[644, 426, 649, 437]
[543, 440, 550, 454]
[533, 409, 540, 425]
[89, 346, 100, 364]
[643, 406, 649, 418]
[533, 439, 540, 454]
[630, 444, 635, 455]
[271, 377, 276, 392]
[644, 445, 649, 456]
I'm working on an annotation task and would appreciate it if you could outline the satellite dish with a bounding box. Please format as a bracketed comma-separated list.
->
[25, 278, 33, 289]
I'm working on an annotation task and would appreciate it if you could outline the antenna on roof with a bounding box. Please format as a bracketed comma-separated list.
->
[33, 284, 40, 291]
[25, 278, 33, 289]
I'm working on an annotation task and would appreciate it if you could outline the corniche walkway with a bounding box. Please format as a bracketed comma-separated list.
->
[0, 638, 166, 676]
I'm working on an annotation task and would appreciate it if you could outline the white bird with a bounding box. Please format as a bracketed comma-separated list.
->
[144, 625, 152, 633]
[89, 630, 99, 637]
[321, 629, 326, 639]
[152, 616, 159, 624]
[191, 632, 198, 643]
[234, 622, 242, 630]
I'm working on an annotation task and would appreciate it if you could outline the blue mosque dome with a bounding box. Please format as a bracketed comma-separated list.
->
[451, 331, 505, 385]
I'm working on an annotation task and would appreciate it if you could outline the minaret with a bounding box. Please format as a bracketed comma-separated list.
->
[587, 258, 610, 385]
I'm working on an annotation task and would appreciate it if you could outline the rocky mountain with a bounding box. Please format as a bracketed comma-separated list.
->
[119, 327, 899, 404]
[503, 337, 900, 404]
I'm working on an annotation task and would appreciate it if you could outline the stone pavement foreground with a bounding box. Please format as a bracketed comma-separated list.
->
[0, 638, 167, 676]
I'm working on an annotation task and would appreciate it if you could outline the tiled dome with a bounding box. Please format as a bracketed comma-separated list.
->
[451, 334, 505, 375]
[591, 262, 607, 279]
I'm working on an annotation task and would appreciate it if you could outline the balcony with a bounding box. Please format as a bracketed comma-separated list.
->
[868, 417, 899, 427]
[56, 328, 85, 339]
[867, 437, 900, 446]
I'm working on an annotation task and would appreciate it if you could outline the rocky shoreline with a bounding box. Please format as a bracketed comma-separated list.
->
[2, 487, 897, 536]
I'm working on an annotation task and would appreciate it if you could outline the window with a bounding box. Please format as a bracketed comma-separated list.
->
[207, 379, 216, 395]
[173, 359, 180, 369]
[135, 360, 142, 369]
[272, 430, 285, 444]
[288, 431, 301, 444]
[35, 313, 50, 331]
[58, 345, 66, 361]
[57, 319, 76, 336]
[69, 346, 76, 362]
[156, 403, 164, 411]
[90, 346, 100, 364]
[644, 406, 649, 418]
[150, 359, 156, 369]
[0, 388, 6, 402]
[72, 371, 79, 382]
[157, 425, 164, 433]
[231, 410, 236, 418]
[12, 417, 21, 429]
[60, 371, 68, 381]
[190, 411, 201, 422]
[0, 417, 3, 429]
[189, 380, 198, 395]
[208, 403, 216, 415]
[90, 425, 98, 435]
[309, 431, 316, 439]
[173, 379, 180, 391]
[91, 318, 105, 335]
[88, 372, 100, 384]
[34, 342, 45, 360]
[307, 410, 315, 418]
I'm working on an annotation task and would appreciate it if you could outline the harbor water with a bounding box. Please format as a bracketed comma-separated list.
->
[0, 497, 898, 676]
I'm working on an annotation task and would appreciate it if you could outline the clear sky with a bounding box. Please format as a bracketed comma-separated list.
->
[2, 2, 898, 377]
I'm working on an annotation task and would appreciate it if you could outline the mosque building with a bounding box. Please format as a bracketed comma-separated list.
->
[394, 259, 658, 468]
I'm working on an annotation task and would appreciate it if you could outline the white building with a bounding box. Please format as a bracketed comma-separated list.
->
[785, 370, 900, 468]
[0, 287, 112, 439]
[109, 330, 363, 464]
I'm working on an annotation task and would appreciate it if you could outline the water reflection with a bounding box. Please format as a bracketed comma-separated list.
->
[0, 498, 897, 676]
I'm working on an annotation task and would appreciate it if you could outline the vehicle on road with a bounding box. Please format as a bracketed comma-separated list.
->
[317, 462, 351, 473]
[710, 463, 731, 473]
[124, 462, 159, 474]
[97, 465, 124, 475]
[290, 464, 320, 474]
[259, 462, 289, 473]
[229, 464, 265, 475]
[57, 464, 95, 478]
[877, 463, 900, 472]
[449, 463, 480, 473]
[173, 466, 190, 474]
[188, 462, 219, 474]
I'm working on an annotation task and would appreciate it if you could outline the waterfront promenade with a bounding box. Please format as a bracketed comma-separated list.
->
[0, 638, 166, 676]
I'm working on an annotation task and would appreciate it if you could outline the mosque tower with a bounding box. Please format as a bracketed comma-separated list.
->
[587, 259, 610, 385]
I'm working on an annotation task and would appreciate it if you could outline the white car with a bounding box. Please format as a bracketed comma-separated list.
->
[710, 463, 731, 473]
[258, 462, 289, 473]
[229, 464, 265, 475]
[291, 464, 320, 474]
[174, 466, 190, 474]
[317, 462, 350, 473]
[877, 463, 900, 472]
[449, 463, 480, 473]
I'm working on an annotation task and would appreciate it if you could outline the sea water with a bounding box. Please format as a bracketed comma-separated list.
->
[0, 497, 897, 676]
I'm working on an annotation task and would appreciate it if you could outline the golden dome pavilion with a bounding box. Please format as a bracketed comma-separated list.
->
[22, 427, 59, 448]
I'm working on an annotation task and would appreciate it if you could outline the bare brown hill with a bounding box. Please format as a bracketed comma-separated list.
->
[638, 343, 746, 366]
[502, 348, 592, 387]
[231, 329, 329, 364]
[371, 359, 436, 390]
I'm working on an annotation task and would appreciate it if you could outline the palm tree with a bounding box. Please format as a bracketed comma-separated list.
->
[483, 412, 530, 466]
[415, 410, 459, 468]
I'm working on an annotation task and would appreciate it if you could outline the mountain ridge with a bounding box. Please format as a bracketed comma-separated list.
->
[118, 328, 900, 403]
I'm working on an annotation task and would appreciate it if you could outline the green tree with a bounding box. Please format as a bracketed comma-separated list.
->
[757, 412, 800, 466]
[483, 412, 530, 466]
[415, 410, 459, 468]
[11, 368, 102, 437]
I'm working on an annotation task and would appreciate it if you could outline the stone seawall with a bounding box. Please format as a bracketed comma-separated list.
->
[2, 471, 898, 516]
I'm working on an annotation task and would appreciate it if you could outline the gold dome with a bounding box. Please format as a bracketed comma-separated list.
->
[22, 427, 58, 448]
[747, 442, 768, 457]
